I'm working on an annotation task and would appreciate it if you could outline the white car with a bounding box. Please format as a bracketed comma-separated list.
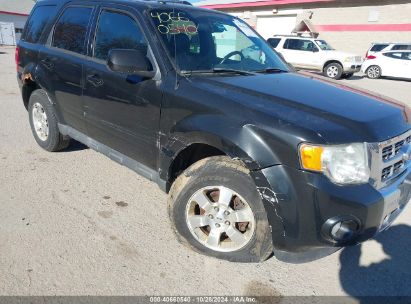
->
[366, 42, 411, 57]
[362, 51, 411, 80]
[268, 35, 363, 80]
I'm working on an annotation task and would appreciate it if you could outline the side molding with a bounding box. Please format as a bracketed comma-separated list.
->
[58, 124, 168, 192]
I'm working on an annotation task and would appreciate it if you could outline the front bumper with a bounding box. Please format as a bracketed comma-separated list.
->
[251, 165, 411, 263]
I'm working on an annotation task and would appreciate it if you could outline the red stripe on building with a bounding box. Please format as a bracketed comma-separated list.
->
[201, 0, 335, 9]
[317, 24, 411, 32]
[0, 10, 29, 17]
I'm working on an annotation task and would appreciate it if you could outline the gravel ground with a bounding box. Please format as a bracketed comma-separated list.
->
[0, 46, 410, 297]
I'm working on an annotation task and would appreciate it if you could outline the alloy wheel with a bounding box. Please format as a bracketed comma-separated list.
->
[185, 186, 256, 252]
[32, 102, 49, 141]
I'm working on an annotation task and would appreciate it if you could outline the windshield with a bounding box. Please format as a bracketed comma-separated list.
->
[315, 40, 334, 51]
[149, 9, 289, 73]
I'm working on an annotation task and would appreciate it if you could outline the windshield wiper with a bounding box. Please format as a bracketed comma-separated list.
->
[212, 68, 256, 76]
[255, 68, 289, 74]
[181, 68, 256, 76]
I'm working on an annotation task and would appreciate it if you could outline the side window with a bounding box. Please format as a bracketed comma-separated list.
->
[284, 39, 316, 51]
[22, 5, 57, 43]
[403, 53, 411, 60]
[370, 44, 389, 52]
[267, 38, 281, 48]
[94, 10, 147, 61]
[392, 44, 411, 51]
[52, 6, 93, 54]
[384, 52, 403, 59]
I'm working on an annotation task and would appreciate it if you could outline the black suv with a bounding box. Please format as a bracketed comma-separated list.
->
[17, 0, 411, 263]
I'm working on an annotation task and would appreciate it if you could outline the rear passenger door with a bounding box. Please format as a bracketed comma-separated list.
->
[38, 5, 95, 134]
[82, 5, 162, 170]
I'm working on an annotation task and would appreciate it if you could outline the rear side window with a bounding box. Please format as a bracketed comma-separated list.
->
[370, 44, 389, 52]
[23, 5, 57, 43]
[383, 52, 403, 59]
[52, 6, 93, 54]
[284, 39, 317, 51]
[392, 44, 411, 50]
[267, 38, 281, 48]
[94, 10, 147, 61]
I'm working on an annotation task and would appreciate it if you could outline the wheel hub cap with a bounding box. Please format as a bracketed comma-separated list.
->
[185, 186, 256, 252]
[327, 66, 338, 78]
[32, 102, 49, 141]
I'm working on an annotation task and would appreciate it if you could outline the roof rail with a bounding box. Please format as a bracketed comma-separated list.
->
[147, 0, 193, 5]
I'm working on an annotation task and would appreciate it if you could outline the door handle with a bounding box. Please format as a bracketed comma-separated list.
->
[41, 58, 54, 70]
[86, 74, 104, 87]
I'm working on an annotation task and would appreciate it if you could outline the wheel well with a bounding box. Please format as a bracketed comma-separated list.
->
[168, 143, 225, 191]
[323, 60, 342, 71]
[22, 79, 39, 110]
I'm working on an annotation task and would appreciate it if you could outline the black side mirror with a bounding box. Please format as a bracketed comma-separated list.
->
[313, 48, 319, 53]
[107, 48, 155, 78]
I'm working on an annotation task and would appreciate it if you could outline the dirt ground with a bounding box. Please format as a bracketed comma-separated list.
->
[0, 46, 410, 297]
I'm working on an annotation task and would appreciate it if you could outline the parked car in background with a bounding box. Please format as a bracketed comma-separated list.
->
[269, 35, 363, 79]
[362, 51, 411, 80]
[366, 42, 411, 57]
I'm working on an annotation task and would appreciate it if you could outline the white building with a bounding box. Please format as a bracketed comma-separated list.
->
[0, 0, 34, 45]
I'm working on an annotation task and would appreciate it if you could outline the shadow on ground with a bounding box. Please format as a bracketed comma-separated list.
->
[63, 140, 88, 152]
[340, 224, 411, 300]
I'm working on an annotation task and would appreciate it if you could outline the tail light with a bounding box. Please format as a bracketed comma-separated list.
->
[15, 47, 20, 71]
[366, 55, 376, 60]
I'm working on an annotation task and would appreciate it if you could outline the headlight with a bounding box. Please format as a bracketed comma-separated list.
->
[344, 56, 354, 62]
[299, 143, 370, 185]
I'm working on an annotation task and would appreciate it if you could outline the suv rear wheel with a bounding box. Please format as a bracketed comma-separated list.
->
[168, 156, 273, 262]
[28, 89, 70, 152]
[324, 62, 343, 79]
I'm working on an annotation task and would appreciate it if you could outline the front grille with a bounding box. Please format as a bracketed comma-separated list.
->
[394, 140, 405, 154]
[381, 161, 405, 181]
[376, 131, 411, 185]
[382, 146, 392, 160]
[381, 166, 392, 180]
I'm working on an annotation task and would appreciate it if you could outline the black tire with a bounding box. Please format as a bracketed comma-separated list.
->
[28, 89, 70, 152]
[323, 62, 343, 79]
[365, 65, 381, 79]
[168, 156, 273, 263]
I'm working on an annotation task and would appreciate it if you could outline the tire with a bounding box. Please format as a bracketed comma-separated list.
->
[28, 89, 70, 152]
[168, 156, 273, 263]
[323, 62, 343, 79]
[366, 65, 381, 79]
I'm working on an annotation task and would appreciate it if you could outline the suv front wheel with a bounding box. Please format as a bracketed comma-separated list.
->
[324, 62, 343, 79]
[168, 156, 273, 262]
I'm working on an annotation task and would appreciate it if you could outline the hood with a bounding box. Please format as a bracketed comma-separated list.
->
[194, 72, 410, 144]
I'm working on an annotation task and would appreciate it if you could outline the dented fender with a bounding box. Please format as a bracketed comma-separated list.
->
[158, 114, 290, 182]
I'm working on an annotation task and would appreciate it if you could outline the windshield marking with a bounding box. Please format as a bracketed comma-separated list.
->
[151, 11, 198, 35]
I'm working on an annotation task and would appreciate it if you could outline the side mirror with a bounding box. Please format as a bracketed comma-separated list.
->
[107, 48, 155, 78]
[313, 48, 320, 53]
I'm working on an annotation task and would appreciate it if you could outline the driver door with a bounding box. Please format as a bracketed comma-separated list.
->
[83, 5, 162, 169]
